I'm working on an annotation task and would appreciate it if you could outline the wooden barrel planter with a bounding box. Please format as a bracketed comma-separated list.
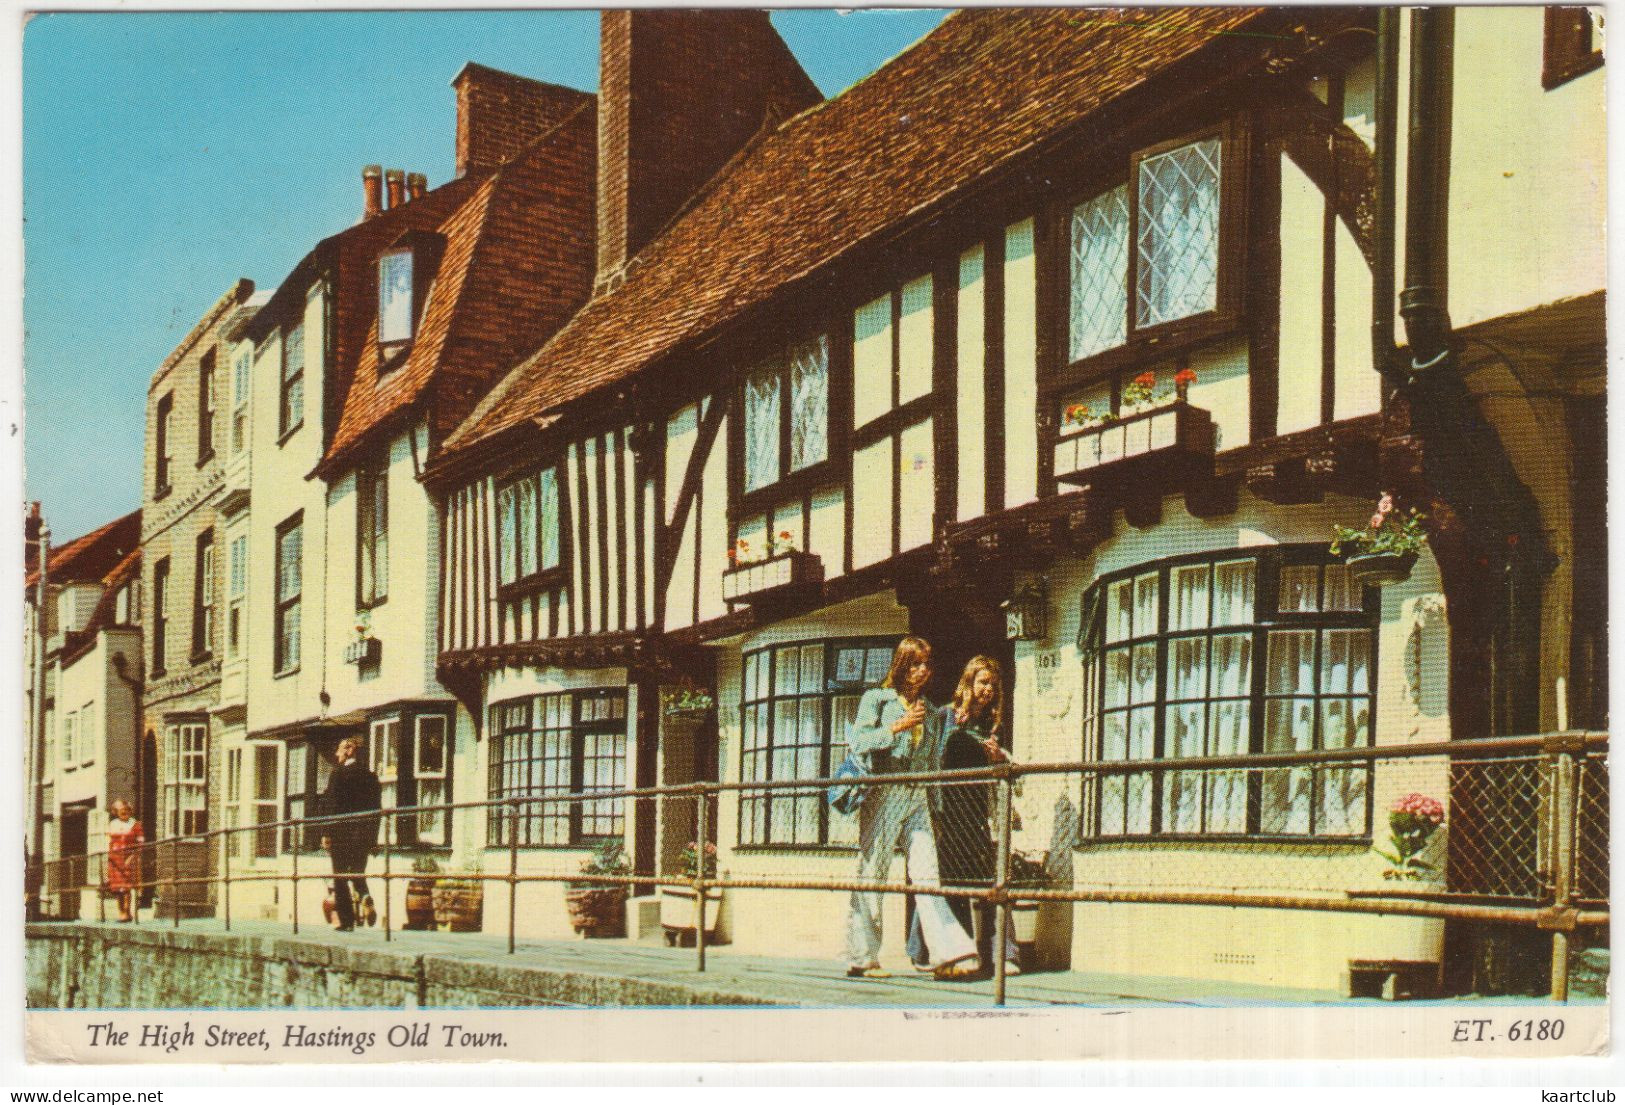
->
[404, 877, 437, 931]
[432, 880, 484, 933]
[565, 885, 627, 938]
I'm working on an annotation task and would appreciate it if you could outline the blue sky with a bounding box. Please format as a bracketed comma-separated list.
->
[21, 9, 947, 541]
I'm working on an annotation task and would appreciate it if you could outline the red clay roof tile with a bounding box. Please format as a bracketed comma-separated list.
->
[442, 7, 1268, 457]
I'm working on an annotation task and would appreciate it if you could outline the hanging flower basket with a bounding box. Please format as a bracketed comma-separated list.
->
[1332, 494, 1427, 588]
[1346, 551, 1418, 589]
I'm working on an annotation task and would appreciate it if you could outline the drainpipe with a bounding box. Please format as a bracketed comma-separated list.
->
[1398, 8, 1456, 378]
[1370, 7, 1401, 378]
[28, 522, 50, 921]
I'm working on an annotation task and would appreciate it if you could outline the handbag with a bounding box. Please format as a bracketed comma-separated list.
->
[827, 751, 869, 817]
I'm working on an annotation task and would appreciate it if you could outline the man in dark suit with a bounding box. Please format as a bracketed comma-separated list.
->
[320, 736, 382, 932]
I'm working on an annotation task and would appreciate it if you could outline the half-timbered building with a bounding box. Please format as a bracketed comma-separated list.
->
[229, 64, 598, 920]
[418, 7, 1603, 990]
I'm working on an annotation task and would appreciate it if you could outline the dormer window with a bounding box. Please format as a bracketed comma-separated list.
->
[376, 231, 444, 364]
[378, 249, 415, 345]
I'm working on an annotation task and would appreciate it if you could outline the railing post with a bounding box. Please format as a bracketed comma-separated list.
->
[382, 809, 394, 943]
[992, 771, 1014, 1007]
[291, 830, 300, 936]
[694, 784, 708, 974]
[221, 832, 231, 933]
[1548, 746, 1578, 1003]
[507, 798, 520, 955]
[96, 850, 106, 925]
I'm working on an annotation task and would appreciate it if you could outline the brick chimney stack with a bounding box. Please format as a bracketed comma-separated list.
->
[595, 11, 822, 294]
[408, 172, 427, 201]
[385, 168, 406, 209]
[452, 63, 594, 179]
[362, 165, 383, 220]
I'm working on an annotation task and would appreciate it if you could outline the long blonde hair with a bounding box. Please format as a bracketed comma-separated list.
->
[881, 636, 932, 698]
[951, 655, 1004, 736]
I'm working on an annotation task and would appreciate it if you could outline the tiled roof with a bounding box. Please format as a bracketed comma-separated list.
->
[60, 546, 141, 668]
[26, 510, 142, 591]
[320, 100, 598, 474]
[443, 6, 1268, 456]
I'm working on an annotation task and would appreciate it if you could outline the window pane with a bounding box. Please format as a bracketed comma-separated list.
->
[539, 467, 561, 571]
[497, 486, 518, 586]
[379, 251, 414, 343]
[1212, 559, 1255, 625]
[1266, 630, 1316, 696]
[743, 365, 781, 492]
[1106, 579, 1135, 643]
[1278, 564, 1320, 613]
[789, 336, 828, 472]
[517, 476, 538, 578]
[1167, 637, 1208, 701]
[1210, 632, 1252, 698]
[1133, 573, 1158, 635]
[1069, 185, 1130, 360]
[1323, 563, 1360, 611]
[1130, 643, 1158, 705]
[1320, 630, 1371, 695]
[1104, 647, 1132, 709]
[417, 716, 447, 776]
[1137, 137, 1222, 328]
[773, 648, 798, 696]
[1170, 563, 1211, 631]
[799, 644, 824, 694]
[277, 525, 302, 601]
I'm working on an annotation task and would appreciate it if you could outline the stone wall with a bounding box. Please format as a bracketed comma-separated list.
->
[26, 924, 775, 1010]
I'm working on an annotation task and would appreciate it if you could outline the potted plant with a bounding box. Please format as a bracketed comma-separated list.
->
[1006, 849, 1051, 944]
[405, 854, 439, 931]
[661, 685, 714, 723]
[661, 840, 722, 945]
[1375, 793, 1446, 883]
[1331, 493, 1428, 588]
[432, 859, 484, 933]
[1345, 793, 1448, 975]
[565, 840, 630, 938]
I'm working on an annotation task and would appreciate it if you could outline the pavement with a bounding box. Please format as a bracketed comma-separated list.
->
[46, 916, 1437, 1009]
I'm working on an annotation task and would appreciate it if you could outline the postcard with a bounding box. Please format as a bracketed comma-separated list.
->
[17, 5, 1610, 1067]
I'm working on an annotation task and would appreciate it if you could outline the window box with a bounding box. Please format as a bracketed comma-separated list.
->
[1052, 400, 1216, 486]
[721, 549, 824, 606]
[344, 637, 381, 666]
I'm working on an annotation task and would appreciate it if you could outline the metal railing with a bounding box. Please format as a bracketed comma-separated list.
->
[27, 731, 1609, 1004]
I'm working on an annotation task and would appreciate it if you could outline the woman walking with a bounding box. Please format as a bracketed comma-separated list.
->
[928, 656, 1022, 976]
[843, 637, 979, 980]
[105, 799, 143, 923]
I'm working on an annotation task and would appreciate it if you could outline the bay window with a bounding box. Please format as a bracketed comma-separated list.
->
[488, 689, 627, 847]
[739, 638, 896, 847]
[1081, 548, 1375, 840]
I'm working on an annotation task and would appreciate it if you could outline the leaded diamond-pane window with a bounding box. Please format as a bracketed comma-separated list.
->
[743, 364, 781, 493]
[740, 333, 829, 496]
[1069, 185, 1130, 360]
[789, 336, 829, 472]
[1137, 137, 1222, 328]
